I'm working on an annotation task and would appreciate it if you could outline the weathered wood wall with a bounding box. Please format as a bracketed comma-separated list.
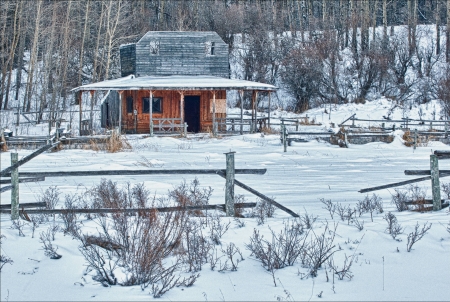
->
[122, 32, 229, 78]
[121, 90, 226, 133]
[119, 44, 136, 77]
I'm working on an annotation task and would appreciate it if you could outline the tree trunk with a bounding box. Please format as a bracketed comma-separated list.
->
[372, 0, 377, 45]
[437, 0, 441, 55]
[38, 2, 58, 124]
[351, 0, 357, 54]
[77, 0, 90, 87]
[23, 0, 43, 112]
[447, 0, 450, 62]
[59, 0, 73, 109]
[383, 0, 387, 48]
[2, 1, 23, 110]
[14, 16, 25, 108]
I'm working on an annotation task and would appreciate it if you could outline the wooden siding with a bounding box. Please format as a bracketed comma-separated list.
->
[134, 32, 229, 78]
[119, 44, 136, 77]
[120, 89, 226, 134]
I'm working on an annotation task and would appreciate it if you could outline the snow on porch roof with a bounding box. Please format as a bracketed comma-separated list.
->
[72, 75, 277, 92]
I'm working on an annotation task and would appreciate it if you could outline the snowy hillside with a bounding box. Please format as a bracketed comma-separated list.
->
[1, 99, 450, 301]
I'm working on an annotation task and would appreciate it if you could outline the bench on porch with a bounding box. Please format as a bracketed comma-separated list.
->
[151, 118, 186, 133]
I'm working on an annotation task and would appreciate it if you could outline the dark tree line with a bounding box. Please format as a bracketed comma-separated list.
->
[1, 0, 450, 118]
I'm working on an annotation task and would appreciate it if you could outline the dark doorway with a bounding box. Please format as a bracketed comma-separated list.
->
[184, 96, 200, 133]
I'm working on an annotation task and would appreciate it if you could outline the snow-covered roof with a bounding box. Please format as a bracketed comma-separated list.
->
[72, 75, 277, 92]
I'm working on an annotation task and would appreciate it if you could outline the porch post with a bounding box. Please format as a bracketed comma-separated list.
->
[118, 90, 123, 134]
[89, 90, 95, 135]
[212, 91, 216, 136]
[79, 92, 82, 136]
[180, 91, 185, 124]
[149, 90, 153, 137]
[255, 91, 258, 132]
[239, 90, 244, 135]
[251, 90, 257, 133]
[268, 91, 271, 128]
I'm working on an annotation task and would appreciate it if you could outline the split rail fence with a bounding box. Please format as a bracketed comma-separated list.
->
[0, 147, 298, 219]
[359, 150, 450, 211]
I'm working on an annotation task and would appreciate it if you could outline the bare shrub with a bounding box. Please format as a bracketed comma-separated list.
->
[38, 186, 61, 209]
[336, 203, 356, 224]
[406, 222, 432, 252]
[408, 185, 428, 211]
[246, 219, 308, 271]
[441, 182, 450, 199]
[300, 209, 317, 229]
[327, 254, 354, 280]
[353, 218, 364, 231]
[402, 130, 414, 147]
[251, 198, 276, 225]
[208, 213, 230, 245]
[60, 194, 81, 238]
[357, 194, 383, 222]
[218, 242, 244, 272]
[303, 223, 338, 277]
[39, 228, 62, 259]
[384, 212, 403, 240]
[11, 219, 27, 237]
[181, 219, 212, 273]
[234, 194, 247, 217]
[391, 189, 410, 212]
[106, 131, 132, 153]
[29, 215, 42, 238]
[168, 178, 213, 216]
[336, 203, 350, 221]
[321, 198, 336, 219]
[150, 269, 180, 298]
[0, 235, 13, 271]
[78, 180, 196, 296]
[392, 185, 428, 212]
[79, 240, 118, 286]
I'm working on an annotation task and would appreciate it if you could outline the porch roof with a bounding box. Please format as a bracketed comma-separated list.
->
[72, 75, 277, 92]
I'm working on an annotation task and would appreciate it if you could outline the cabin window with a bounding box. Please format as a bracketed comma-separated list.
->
[142, 97, 162, 114]
[211, 42, 215, 55]
[205, 41, 215, 56]
[149, 40, 160, 55]
[126, 96, 133, 113]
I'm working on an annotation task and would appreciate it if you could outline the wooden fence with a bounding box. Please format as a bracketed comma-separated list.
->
[0, 149, 298, 219]
[359, 150, 450, 211]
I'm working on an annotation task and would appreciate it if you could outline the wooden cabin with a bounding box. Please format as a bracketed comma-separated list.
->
[73, 31, 276, 135]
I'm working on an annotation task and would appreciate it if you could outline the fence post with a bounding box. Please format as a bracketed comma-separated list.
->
[224, 151, 236, 217]
[413, 129, 417, 150]
[296, 119, 299, 131]
[56, 121, 60, 142]
[184, 122, 187, 137]
[213, 122, 218, 136]
[445, 122, 448, 138]
[11, 153, 19, 220]
[283, 125, 287, 152]
[430, 154, 442, 211]
[429, 122, 433, 131]
[0, 130, 6, 152]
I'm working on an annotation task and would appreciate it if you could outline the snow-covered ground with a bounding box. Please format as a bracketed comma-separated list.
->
[1, 100, 450, 301]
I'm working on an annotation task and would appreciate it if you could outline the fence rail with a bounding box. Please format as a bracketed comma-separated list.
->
[359, 150, 450, 211]
[1, 151, 297, 219]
